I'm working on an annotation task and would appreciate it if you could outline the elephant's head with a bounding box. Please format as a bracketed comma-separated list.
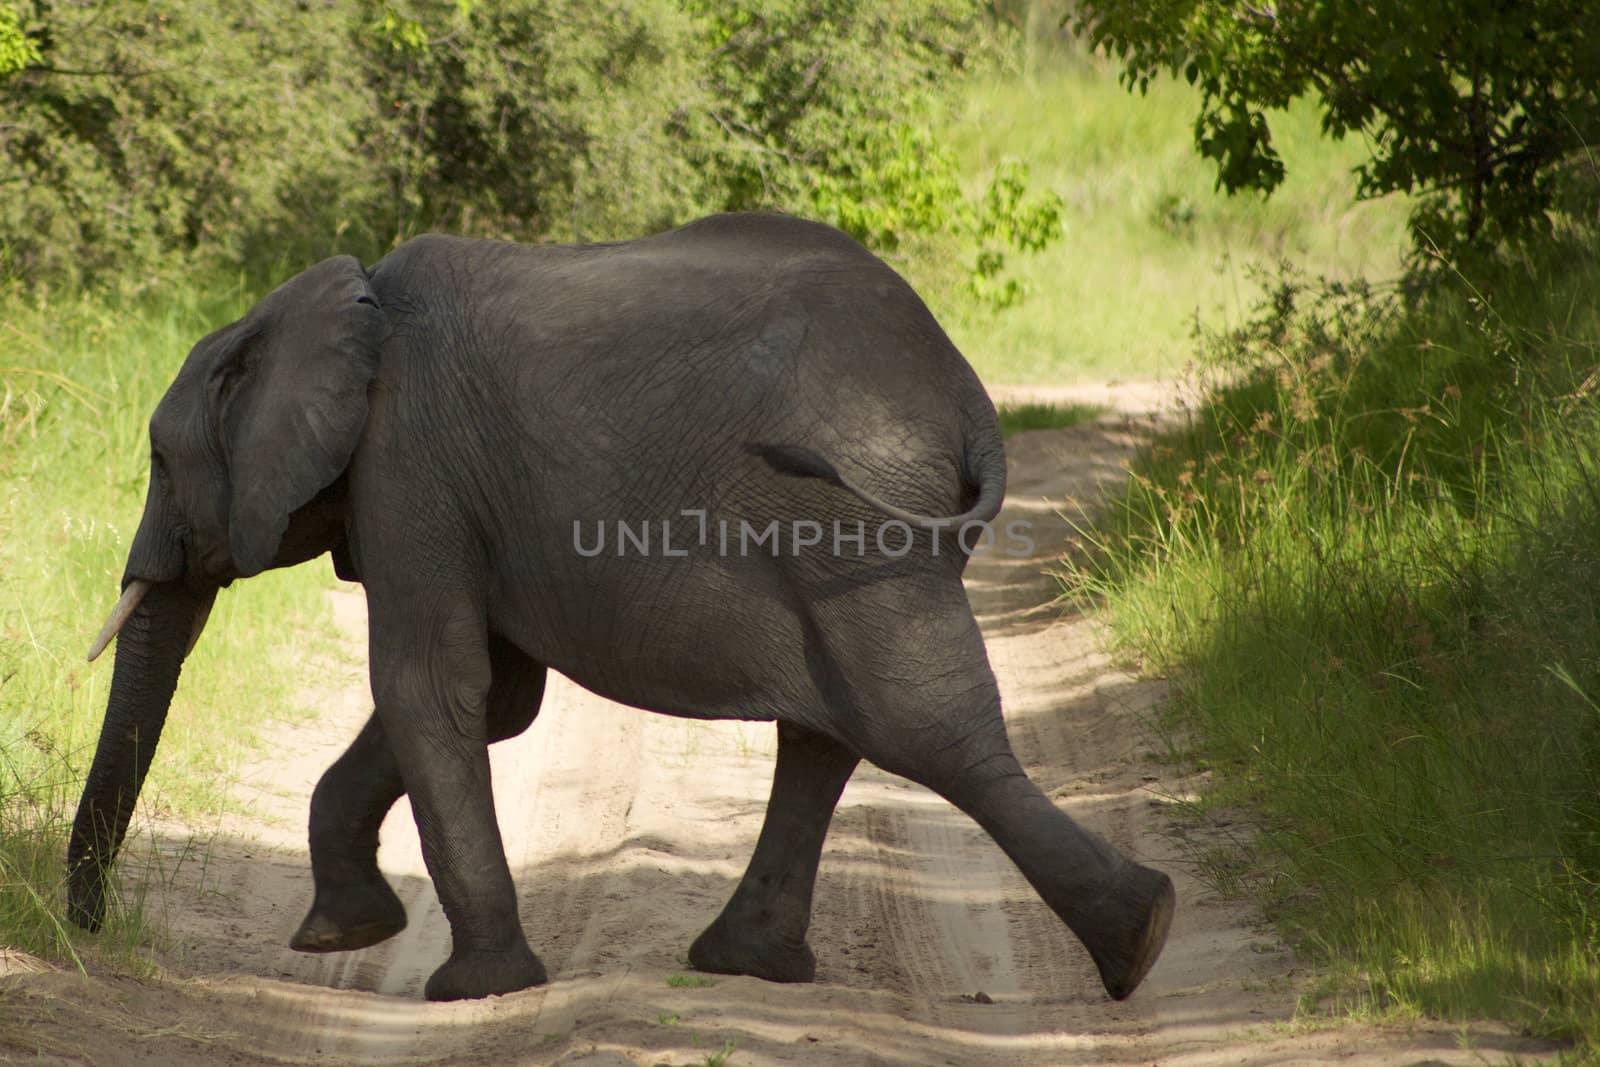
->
[66, 255, 385, 930]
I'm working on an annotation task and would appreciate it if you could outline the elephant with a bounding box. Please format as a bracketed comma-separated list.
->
[66, 212, 1175, 1003]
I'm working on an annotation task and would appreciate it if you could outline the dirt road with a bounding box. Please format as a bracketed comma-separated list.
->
[3, 391, 1556, 1065]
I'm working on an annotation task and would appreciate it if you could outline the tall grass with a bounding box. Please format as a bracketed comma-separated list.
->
[917, 39, 1411, 385]
[1070, 230, 1600, 1051]
[0, 280, 341, 963]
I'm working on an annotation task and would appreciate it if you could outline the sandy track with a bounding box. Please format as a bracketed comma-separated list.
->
[2, 389, 1560, 1065]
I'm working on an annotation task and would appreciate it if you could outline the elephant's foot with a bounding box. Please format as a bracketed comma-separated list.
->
[1082, 864, 1176, 1001]
[687, 913, 817, 983]
[423, 943, 547, 1002]
[289, 876, 407, 953]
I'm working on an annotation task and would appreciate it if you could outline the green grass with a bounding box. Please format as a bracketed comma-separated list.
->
[1069, 229, 1600, 1053]
[996, 400, 1104, 437]
[912, 44, 1410, 386]
[0, 280, 341, 964]
[665, 973, 718, 988]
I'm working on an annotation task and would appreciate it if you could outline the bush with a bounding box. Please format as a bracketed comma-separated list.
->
[0, 0, 1060, 296]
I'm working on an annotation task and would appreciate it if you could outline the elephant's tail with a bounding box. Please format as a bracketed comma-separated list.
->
[748, 442, 1006, 538]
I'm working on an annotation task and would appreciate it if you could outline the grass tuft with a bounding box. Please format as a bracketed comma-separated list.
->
[997, 400, 1105, 437]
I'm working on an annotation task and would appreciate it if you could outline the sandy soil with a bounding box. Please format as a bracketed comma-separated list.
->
[1, 385, 1562, 1065]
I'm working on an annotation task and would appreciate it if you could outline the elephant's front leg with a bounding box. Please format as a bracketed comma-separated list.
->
[689, 722, 859, 982]
[292, 636, 547, 955]
[290, 712, 408, 953]
[368, 596, 545, 1001]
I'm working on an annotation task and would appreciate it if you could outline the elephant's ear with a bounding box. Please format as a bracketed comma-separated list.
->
[213, 255, 385, 578]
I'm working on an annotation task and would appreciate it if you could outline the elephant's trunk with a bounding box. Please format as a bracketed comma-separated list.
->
[66, 580, 209, 930]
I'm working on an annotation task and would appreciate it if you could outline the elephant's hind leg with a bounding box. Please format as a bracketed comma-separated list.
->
[688, 722, 858, 982]
[820, 587, 1175, 1001]
[927, 743, 1176, 1000]
[291, 634, 546, 955]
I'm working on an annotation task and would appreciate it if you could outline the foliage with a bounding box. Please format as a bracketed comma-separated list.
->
[686, 0, 977, 243]
[679, 0, 1059, 300]
[0, 1, 380, 284]
[0, 0, 1060, 300]
[0, 4, 36, 75]
[1072, 0, 1600, 256]
[354, 0, 711, 243]
[1070, 228, 1600, 1048]
[962, 158, 1062, 309]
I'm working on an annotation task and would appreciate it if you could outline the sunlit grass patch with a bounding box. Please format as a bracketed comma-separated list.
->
[916, 47, 1410, 385]
[997, 400, 1104, 437]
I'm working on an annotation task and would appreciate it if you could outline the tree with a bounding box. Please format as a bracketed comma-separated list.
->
[0, 4, 37, 76]
[0, 1, 380, 284]
[0, 0, 1060, 299]
[1072, 0, 1600, 255]
[679, 0, 1061, 306]
[361, 0, 1060, 298]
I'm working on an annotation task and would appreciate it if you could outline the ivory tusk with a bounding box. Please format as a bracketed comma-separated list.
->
[86, 579, 153, 663]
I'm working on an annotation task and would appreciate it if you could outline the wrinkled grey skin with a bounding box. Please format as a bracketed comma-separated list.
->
[66, 214, 1174, 1002]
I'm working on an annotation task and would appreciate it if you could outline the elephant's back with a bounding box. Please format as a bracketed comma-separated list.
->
[370, 219, 999, 522]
